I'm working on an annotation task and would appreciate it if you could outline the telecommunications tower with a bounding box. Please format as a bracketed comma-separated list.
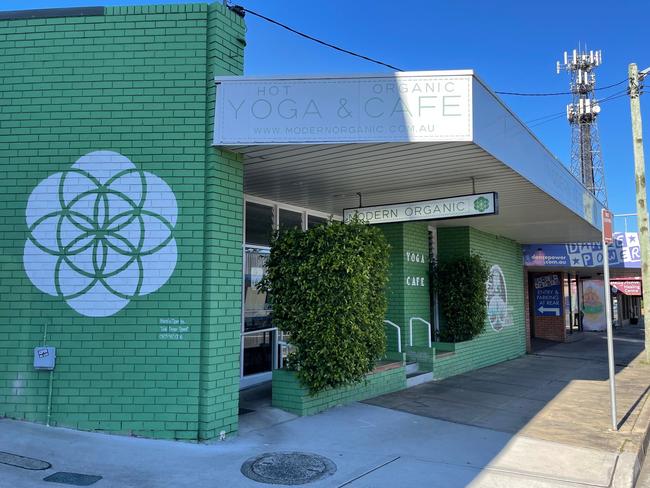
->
[557, 48, 608, 205]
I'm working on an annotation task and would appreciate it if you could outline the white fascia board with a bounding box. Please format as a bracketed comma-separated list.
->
[214, 69, 475, 83]
[471, 76, 604, 231]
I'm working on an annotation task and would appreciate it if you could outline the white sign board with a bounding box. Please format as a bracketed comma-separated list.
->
[214, 74, 472, 144]
[343, 193, 497, 224]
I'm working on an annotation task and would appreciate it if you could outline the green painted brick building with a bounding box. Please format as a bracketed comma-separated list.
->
[0, 3, 246, 441]
[0, 2, 605, 440]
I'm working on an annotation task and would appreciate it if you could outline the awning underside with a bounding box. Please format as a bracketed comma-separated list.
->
[234, 141, 601, 244]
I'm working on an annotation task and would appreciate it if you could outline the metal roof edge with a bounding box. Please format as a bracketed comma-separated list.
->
[0, 7, 105, 21]
[470, 74, 605, 208]
[214, 69, 475, 83]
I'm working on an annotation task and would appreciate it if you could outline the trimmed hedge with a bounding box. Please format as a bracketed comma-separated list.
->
[432, 254, 489, 342]
[260, 218, 389, 394]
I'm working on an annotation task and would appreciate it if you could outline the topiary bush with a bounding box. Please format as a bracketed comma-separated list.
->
[432, 254, 489, 342]
[259, 218, 390, 394]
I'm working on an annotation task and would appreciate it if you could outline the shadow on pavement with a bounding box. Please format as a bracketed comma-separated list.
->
[363, 323, 650, 485]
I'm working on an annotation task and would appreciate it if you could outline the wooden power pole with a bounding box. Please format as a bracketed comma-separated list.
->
[628, 63, 650, 361]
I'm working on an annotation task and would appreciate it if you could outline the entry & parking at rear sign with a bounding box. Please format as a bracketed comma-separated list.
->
[534, 274, 563, 317]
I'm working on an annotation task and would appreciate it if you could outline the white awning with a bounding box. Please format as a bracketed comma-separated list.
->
[213, 71, 604, 244]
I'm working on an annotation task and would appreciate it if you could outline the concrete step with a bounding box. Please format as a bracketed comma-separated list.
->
[405, 362, 419, 375]
[406, 371, 433, 388]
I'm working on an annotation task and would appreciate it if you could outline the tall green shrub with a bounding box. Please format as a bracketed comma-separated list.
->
[260, 218, 389, 394]
[432, 255, 489, 342]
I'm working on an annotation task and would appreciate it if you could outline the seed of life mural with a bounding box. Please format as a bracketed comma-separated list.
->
[23, 151, 178, 317]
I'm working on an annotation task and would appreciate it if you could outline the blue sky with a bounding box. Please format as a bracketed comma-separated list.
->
[4, 0, 649, 230]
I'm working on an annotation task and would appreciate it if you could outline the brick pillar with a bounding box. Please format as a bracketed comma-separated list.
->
[379, 222, 431, 351]
[524, 269, 532, 352]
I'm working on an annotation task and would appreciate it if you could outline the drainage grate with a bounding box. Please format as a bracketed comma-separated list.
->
[0, 451, 51, 470]
[241, 452, 336, 485]
[43, 472, 103, 486]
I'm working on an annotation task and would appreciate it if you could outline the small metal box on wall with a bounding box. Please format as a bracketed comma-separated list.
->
[33, 346, 56, 370]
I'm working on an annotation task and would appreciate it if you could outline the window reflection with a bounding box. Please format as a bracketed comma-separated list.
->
[246, 202, 274, 246]
[308, 215, 328, 228]
[244, 248, 271, 333]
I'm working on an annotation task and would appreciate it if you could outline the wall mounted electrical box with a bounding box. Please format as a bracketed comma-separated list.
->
[33, 346, 56, 370]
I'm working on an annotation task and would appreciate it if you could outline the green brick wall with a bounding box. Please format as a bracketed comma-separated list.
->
[0, 3, 245, 440]
[198, 3, 245, 441]
[380, 222, 431, 351]
[432, 227, 526, 379]
[272, 365, 406, 416]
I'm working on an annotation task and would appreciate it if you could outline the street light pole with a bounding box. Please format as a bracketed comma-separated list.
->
[628, 63, 650, 361]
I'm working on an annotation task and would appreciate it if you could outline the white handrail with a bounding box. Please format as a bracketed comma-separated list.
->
[383, 320, 402, 353]
[409, 317, 432, 348]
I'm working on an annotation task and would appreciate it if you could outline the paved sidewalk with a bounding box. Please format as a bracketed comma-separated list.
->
[0, 402, 635, 488]
[1, 326, 649, 487]
[366, 325, 650, 487]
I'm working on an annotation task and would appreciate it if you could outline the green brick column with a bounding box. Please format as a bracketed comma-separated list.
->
[435, 227, 526, 374]
[379, 222, 431, 351]
[198, 2, 246, 441]
[0, 2, 246, 441]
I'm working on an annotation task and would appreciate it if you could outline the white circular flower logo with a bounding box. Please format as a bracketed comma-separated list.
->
[23, 151, 178, 317]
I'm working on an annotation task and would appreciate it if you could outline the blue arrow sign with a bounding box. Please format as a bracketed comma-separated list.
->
[534, 274, 563, 317]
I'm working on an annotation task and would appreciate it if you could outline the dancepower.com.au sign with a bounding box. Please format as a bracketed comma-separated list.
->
[213, 73, 472, 144]
[523, 232, 641, 269]
[343, 193, 497, 225]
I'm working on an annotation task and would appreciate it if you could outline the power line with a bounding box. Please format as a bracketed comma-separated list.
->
[526, 110, 566, 124]
[495, 78, 627, 97]
[529, 113, 566, 128]
[233, 4, 631, 99]
[526, 90, 630, 129]
[231, 5, 403, 72]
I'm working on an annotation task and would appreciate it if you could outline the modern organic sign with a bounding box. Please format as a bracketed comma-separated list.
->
[343, 193, 497, 225]
[213, 74, 472, 144]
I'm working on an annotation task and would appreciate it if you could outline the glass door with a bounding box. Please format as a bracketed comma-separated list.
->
[240, 198, 332, 388]
[242, 247, 276, 378]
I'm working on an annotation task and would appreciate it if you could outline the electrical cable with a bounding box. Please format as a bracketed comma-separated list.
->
[232, 5, 403, 72]
[526, 111, 566, 124]
[229, 3, 643, 128]
[527, 90, 631, 129]
[528, 113, 566, 129]
[232, 4, 632, 98]
[495, 78, 628, 97]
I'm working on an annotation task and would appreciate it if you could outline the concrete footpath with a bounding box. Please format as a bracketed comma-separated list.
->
[2, 326, 650, 487]
[366, 324, 650, 487]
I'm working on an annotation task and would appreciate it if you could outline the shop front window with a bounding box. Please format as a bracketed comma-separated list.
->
[246, 202, 274, 247]
[279, 208, 303, 231]
[308, 214, 327, 228]
[242, 199, 333, 383]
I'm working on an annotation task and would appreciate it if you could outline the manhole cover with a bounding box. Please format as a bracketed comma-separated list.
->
[0, 451, 51, 470]
[43, 472, 102, 486]
[241, 452, 336, 485]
